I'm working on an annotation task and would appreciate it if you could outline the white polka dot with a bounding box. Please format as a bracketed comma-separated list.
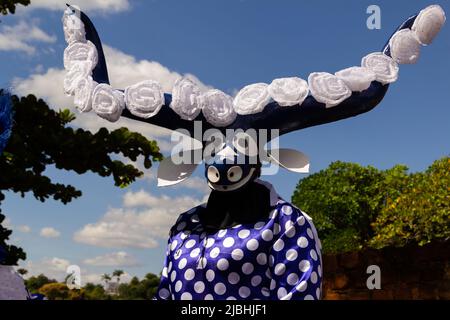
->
[242, 262, 254, 275]
[297, 216, 305, 226]
[200, 232, 206, 239]
[270, 279, 276, 290]
[162, 267, 168, 277]
[316, 287, 321, 299]
[191, 214, 199, 223]
[304, 294, 314, 300]
[178, 258, 187, 269]
[285, 226, 296, 238]
[228, 272, 240, 285]
[204, 294, 214, 300]
[197, 257, 207, 269]
[287, 273, 299, 286]
[170, 270, 177, 282]
[310, 249, 318, 261]
[238, 229, 250, 239]
[261, 288, 270, 297]
[159, 288, 170, 299]
[282, 205, 293, 215]
[273, 239, 285, 251]
[181, 292, 192, 300]
[296, 281, 307, 292]
[286, 249, 298, 261]
[239, 286, 251, 298]
[256, 253, 267, 265]
[170, 240, 178, 251]
[227, 296, 237, 300]
[180, 231, 190, 240]
[214, 282, 226, 295]
[205, 238, 215, 248]
[246, 239, 259, 251]
[168, 261, 173, 272]
[285, 220, 294, 231]
[297, 236, 308, 248]
[269, 209, 278, 219]
[273, 223, 281, 235]
[184, 268, 195, 281]
[210, 247, 220, 258]
[282, 292, 293, 300]
[217, 258, 229, 271]
[190, 248, 201, 258]
[274, 263, 286, 276]
[311, 271, 318, 284]
[218, 229, 227, 238]
[299, 260, 311, 273]
[262, 229, 273, 241]
[307, 228, 314, 239]
[231, 249, 244, 261]
[277, 287, 287, 299]
[174, 249, 182, 260]
[176, 222, 186, 231]
[185, 239, 196, 248]
[265, 268, 272, 278]
[223, 237, 235, 248]
[232, 224, 242, 229]
[175, 280, 183, 292]
[206, 269, 215, 282]
[269, 255, 275, 267]
[318, 265, 322, 277]
[251, 275, 262, 286]
[254, 221, 265, 229]
[194, 281, 205, 293]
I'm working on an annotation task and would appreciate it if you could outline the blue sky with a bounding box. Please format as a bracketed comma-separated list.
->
[0, 0, 449, 283]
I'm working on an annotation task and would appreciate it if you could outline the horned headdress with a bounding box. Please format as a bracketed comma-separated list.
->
[62, 4, 445, 191]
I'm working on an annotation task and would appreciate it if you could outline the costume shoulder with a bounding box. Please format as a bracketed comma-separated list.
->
[169, 204, 206, 236]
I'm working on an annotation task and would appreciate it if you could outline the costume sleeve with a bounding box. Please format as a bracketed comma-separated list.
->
[268, 204, 322, 300]
[154, 238, 173, 300]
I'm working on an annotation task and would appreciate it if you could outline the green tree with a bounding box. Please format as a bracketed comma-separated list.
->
[38, 282, 69, 300]
[0, 0, 30, 15]
[0, 213, 25, 265]
[25, 274, 56, 293]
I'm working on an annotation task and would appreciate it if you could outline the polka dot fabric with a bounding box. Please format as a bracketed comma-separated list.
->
[156, 200, 322, 300]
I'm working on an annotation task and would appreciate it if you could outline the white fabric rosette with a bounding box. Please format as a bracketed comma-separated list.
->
[233, 83, 271, 115]
[389, 29, 421, 64]
[267, 77, 309, 107]
[199, 89, 237, 127]
[308, 72, 352, 108]
[335, 67, 376, 92]
[125, 80, 165, 119]
[361, 52, 399, 85]
[92, 84, 125, 122]
[74, 76, 97, 113]
[170, 78, 202, 121]
[64, 61, 92, 96]
[63, 41, 98, 71]
[412, 5, 446, 45]
[62, 9, 86, 44]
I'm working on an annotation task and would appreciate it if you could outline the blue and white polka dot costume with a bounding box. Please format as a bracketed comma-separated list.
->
[156, 183, 322, 300]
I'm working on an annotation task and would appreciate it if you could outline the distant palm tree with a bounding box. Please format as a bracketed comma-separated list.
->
[101, 273, 111, 286]
[112, 270, 124, 283]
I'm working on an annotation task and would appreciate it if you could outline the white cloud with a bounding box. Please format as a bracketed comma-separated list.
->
[40, 227, 61, 238]
[0, 20, 56, 55]
[74, 190, 208, 249]
[17, 225, 31, 233]
[83, 251, 139, 267]
[28, 0, 130, 13]
[21, 257, 71, 281]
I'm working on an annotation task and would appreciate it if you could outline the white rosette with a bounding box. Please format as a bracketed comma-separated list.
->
[268, 77, 309, 107]
[74, 76, 97, 113]
[125, 80, 165, 119]
[389, 29, 421, 64]
[308, 72, 352, 108]
[62, 9, 86, 44]
[361, 52, 399, 85]
[64, 61, 92, 96]
[199, 89, 237, 127]
[233, 83, 271, 115]
[170, 78, 202, 121]
[412, 5, 446, 45]
[63, 41, 98, 71]
[92, 84, 125, 122]
[335, 67, 376, 92]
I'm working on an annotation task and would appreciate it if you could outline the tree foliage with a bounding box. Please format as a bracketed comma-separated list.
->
[26, 274, 56, 294]
[117, 273, 160, 300]
[0, 0, 30, 15]
[292, 158, 449, 254]
[0, 213, 25, 265]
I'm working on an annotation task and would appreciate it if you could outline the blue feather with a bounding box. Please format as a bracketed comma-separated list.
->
[0, 92, 13, 154]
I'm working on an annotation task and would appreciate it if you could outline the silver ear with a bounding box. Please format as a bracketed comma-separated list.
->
[268, 148, 310, 173]
[157, 156, 200, 187]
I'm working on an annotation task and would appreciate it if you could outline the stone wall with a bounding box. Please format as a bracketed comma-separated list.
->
[322, 241, 450, 300]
